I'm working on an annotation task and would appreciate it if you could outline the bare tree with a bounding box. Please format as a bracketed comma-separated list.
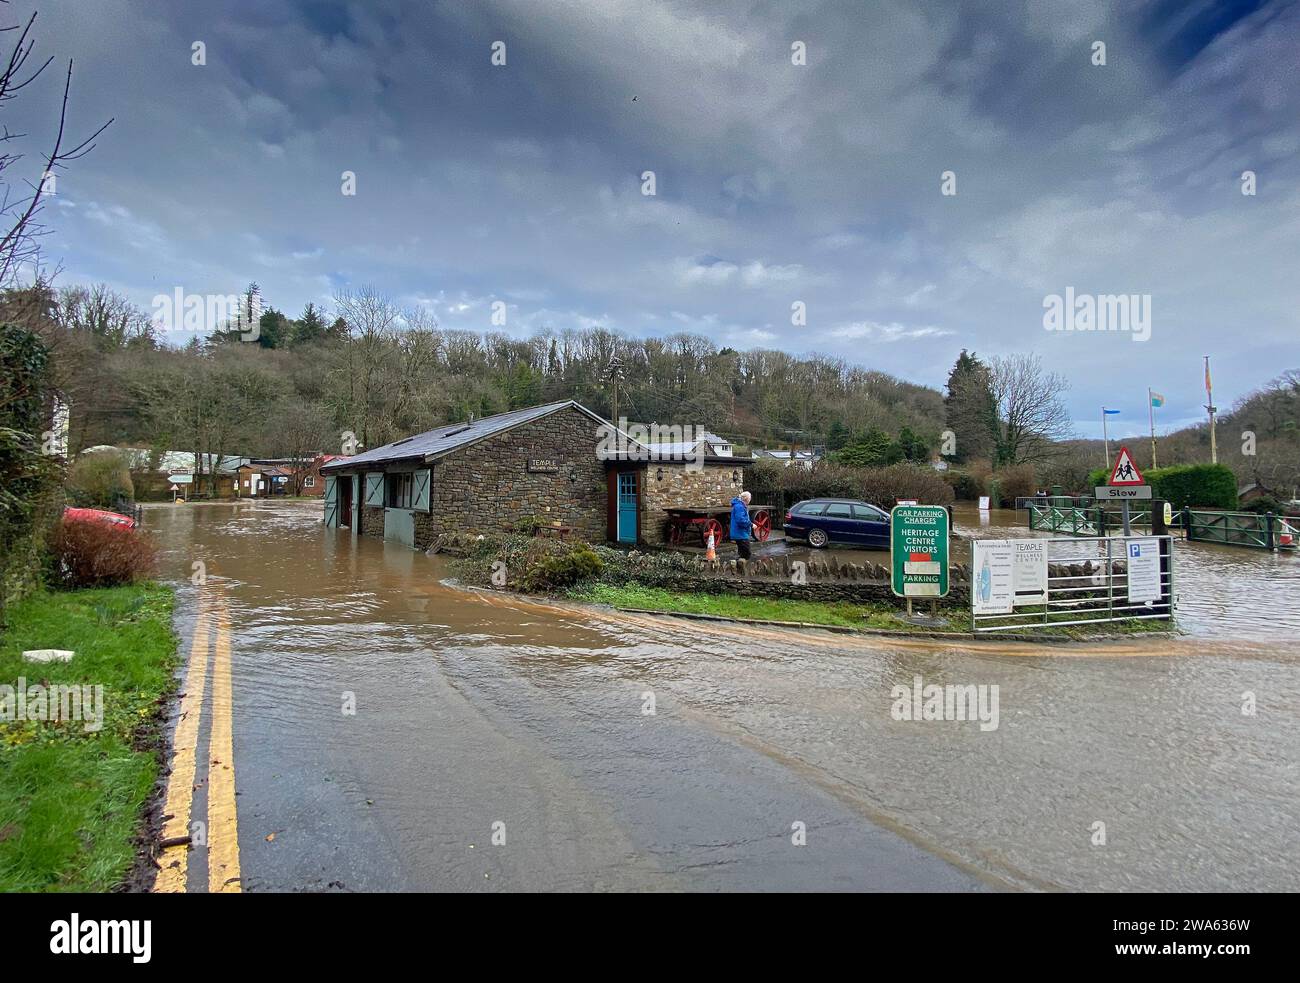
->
[0, 6, 112, 285]
[56, 282, 154, 348]
[331, 285, 401, 447]
[988, 353, 1072, 465]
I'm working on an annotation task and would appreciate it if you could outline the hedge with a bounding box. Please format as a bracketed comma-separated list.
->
[1087, 462, 1238, 510]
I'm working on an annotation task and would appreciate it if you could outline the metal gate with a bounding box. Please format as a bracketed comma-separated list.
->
[972, 534, 1175, 633]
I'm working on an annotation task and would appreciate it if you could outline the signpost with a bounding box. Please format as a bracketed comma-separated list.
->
[1096, 446, 1147, 535]
[890, 505, 950, 615]
[1094, 485, 1152, 501]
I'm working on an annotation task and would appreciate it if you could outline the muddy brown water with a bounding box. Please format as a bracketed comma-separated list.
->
[145, 500, 1300, 891]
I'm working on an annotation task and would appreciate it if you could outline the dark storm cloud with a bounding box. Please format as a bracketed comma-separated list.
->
[13, 0, 1300, 434]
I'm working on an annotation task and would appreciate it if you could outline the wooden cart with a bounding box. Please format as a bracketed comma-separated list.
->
[664, 505, 773, 547]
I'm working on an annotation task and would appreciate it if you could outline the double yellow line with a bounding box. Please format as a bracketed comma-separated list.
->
[153, 595, 242, 893]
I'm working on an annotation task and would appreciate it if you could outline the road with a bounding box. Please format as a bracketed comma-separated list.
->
[146, 501, 1300, 892]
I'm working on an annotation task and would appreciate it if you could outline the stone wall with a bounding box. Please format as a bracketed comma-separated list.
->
[423, 404, 608, 546]
[640, 463, 744, 545]
[360, 504, 384, 537]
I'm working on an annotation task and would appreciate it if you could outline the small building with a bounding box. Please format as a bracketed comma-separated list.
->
[319, 400, 749, 549]
[301, 455, 345, 496]
[753, 448, 818, 469]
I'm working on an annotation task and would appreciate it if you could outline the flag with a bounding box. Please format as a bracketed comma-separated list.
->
[1103, 408, 1120, 415]
[1150, 392, 1164, 408]
[1204, 359, 1212, 396]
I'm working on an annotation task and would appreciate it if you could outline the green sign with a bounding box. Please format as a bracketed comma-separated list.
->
[890, 505, 950, 598]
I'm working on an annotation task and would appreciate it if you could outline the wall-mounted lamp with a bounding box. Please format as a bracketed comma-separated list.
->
[731, 470, 740, 485]
[655, 467, 665, 482]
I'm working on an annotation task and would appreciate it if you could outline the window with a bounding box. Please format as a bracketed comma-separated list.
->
[386, 472, 414, 509]
[304, 475, 316, 489]
[793, 501, 825, 515]
[852, 504, 883, 521]
[823, 503, 853, 518]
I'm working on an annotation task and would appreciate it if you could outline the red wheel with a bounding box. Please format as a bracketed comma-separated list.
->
[752, 509, 771, 541]
[703, 518, 724, 547]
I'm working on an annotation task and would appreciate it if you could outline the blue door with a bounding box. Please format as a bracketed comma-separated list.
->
[617, 472, 638, 543]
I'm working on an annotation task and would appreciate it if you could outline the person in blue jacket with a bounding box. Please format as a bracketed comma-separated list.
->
[730, 490, 753, 560]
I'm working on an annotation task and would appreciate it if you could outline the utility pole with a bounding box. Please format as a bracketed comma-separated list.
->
[1148, 388, 1157, 470]
[607, 352, 625, 427]
[1204, 355, 1217, 464]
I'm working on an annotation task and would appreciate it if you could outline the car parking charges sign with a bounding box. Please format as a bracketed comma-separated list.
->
[891, 504, 950, 598]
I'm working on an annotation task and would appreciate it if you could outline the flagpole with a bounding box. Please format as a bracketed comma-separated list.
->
[1204, 356, 1217, 465]
[1148, 388, 1157, 469]
[1102, 407, 1110, 468]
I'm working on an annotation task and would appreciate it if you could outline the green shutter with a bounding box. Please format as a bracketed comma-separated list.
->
[323, 476, 339, 528]
[365, 472, 384, 507]
[413, 469, 431, 512]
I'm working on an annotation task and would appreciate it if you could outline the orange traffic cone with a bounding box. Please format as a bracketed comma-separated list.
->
[705, 528, 717, 561]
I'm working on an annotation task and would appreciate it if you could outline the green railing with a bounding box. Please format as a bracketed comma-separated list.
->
[1184, 509, 1298, 550]
[1027, 504, 1153, 535]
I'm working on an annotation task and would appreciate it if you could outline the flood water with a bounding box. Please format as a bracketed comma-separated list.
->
[145, 500, 1300, 891]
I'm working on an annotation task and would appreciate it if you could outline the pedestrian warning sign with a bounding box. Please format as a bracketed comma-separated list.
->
[1109, 446, 1144, 486]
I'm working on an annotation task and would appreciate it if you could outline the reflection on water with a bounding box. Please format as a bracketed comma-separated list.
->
[144, 500, 1300, 891]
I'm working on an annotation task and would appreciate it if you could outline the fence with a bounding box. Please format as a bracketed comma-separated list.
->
[1027, 503, 1159, 535]
[971, 534, 1175, 633]
[1015, 495, 1094, 510]
[1184, 509, 1298, 550]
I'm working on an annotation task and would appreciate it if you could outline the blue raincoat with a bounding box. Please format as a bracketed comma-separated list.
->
[730, 497, 752, 541]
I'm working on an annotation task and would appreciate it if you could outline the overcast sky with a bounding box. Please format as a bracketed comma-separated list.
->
[15, 0, 1299, 438]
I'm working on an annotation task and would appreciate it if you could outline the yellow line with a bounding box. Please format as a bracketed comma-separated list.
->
[153, 604, 211, 893]
[207, 605, 242, 893]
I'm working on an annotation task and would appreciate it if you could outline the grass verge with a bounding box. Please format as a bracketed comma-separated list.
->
[569, 582, 925, 630]
[568, 581, 1173, 638]
[0, 583, 178, 892]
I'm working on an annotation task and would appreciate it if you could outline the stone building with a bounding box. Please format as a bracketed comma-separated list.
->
[319, 400, 749, 550]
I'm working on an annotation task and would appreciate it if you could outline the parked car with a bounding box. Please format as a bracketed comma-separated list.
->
[782, 498, 890, 548]
[63, 506, 137, 530]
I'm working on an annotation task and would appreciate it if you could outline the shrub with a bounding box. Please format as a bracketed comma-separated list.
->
[67, 451, 134, 510]
[1, 321, 63, 624]
[522, 546, 603, 592]
[1087, 462, 1237, 509]
[995, 463, 1036, 506]
[1240, 496, 1281, 515]
[47, 518, 157, 588]
[1094, 463, 1238, 509]
[855, 462, 954, 507]
[1149, 463, 1238, 510]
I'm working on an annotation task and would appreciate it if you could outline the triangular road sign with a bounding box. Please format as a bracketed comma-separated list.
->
[1109, 446, 1144, 486]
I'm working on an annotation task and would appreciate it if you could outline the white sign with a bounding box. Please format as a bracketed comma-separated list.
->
[1126, 537, 1161, 604]
[1011, 540, 1048, 604]
[973, 539, 1049, 615]
[978, 496, 991, 511]
[973, 540, 1014, 615]
[1095, 485, 1152, 500]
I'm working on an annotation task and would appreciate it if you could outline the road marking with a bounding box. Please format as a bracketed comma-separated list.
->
[153, 604, 211, 893]
[207, 605, 242, 893]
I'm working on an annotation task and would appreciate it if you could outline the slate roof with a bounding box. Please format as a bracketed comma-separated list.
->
[319, 400, 611, 473]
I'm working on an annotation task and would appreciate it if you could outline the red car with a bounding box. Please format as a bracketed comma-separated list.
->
[63, 506, 138, 530]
